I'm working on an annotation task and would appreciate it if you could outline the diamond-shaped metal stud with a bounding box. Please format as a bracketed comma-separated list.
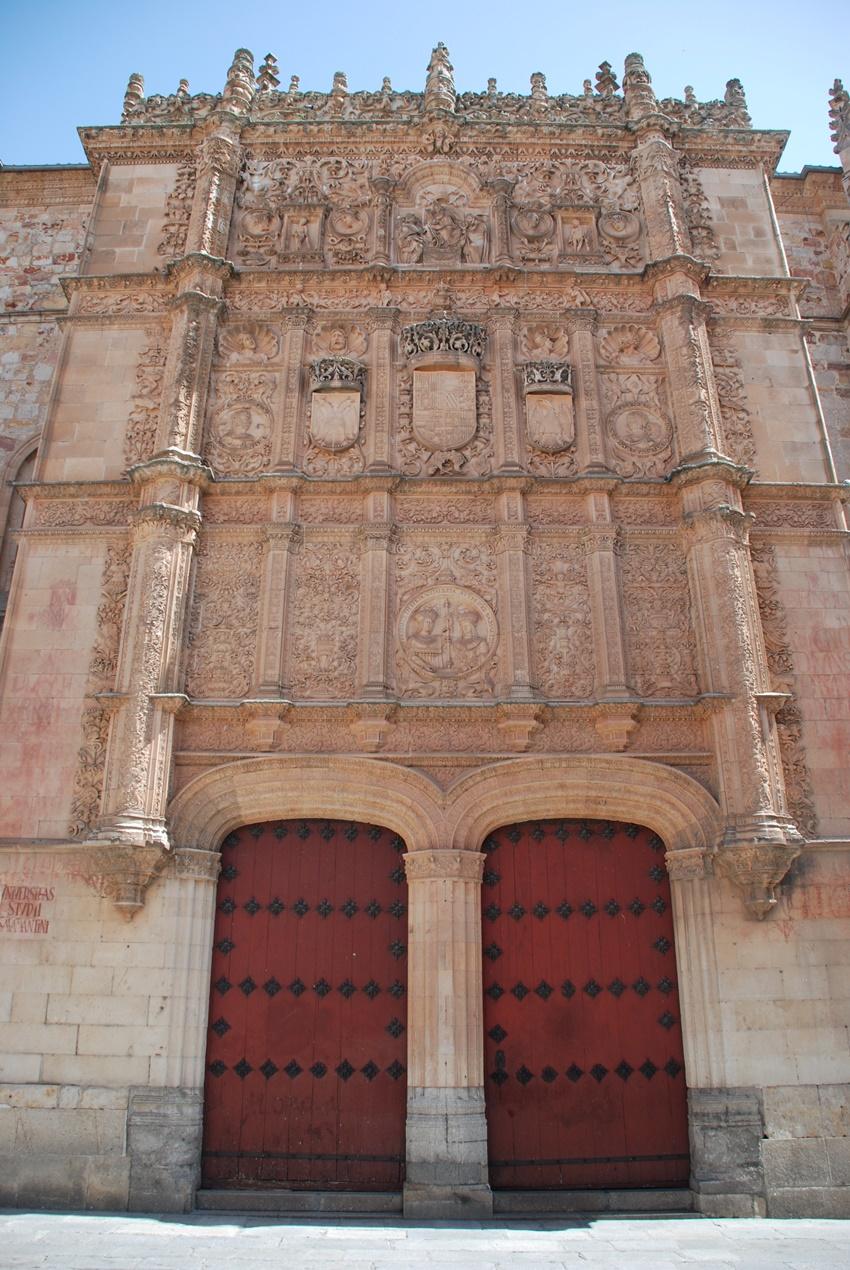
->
[344, 823, 358, 841]
[604, 899, 621, 917]
[221, 864, 238, 881]
[649, 864, 665, 882]
[516, 1065, 534, 1085]
[600, 823, 616, 839]
[507, 826, 521, 843]
[284, 1059, 302, 1079]
[216, 937, 235, 954]
[491, 1068, 509, 1085]
[511, 982, 529, 1000]
[484, 904, 501, 921]
[561, 980, 576, 999]
[485, 944, 502, 962]
[391, 835, 405, 854]
[268, 898, 284, 916]
[531, 824, 545, 841]
[292, 898, 309, 917]
[590, 1064, 608, 1082]
[566, 1063, 583, 1082]
[580, 900, 597, 918]
[260, 1059, 278, 1080]
[366, 900, 382, 919]
[208, 1059, 226, 1077]
[341, 899, 358, 918]
[363, 980, 381, 999]
[310, 1062, 327, 1078]
[533, 902, 550, 920]
[361, 1061, 379, 1081]
[289, 978, 305, 997]
[239, 977, 256, 996]
[336, 1059, 354, 1081]
[557, 901, 573, 920]
[386, 1017, 405, 1038]
[338, 979, 356, 999]
[640, 1059, 658, 1080]
[659, 1011, 676, 1030]
[386, 1060, 405, 1081]
[297, 822, 310, 839]
[234, 1058, 252, 1079]
[535, 980, 553, 1000]
[273, 824, 289, 839]
[483, 870, 500, 887]
[555, 822, 569, 840]
[223, 832, 240, 849]
[649, 834, 664, 852]
[214, 977, 231, 995]
[624, 823, 640, 838]
[317, 899, 334, 918]
[615, 1060, 634, 1081]
[389, 900, 405, 918]
[483, 835, 499, 853]
[578, 823, 593, 841]
[654, 936, 672, 954]
[320, 822, 335, 841]
[248, 825, 263, 839]
[368, 825, 382, 841]
[657, 977, 673, 994]
[583, 979, 602, 999]
[629, 898, 646, 917]
[488, 1024, 507, 1043]
[633, 977, 651, 997]
[652, 896, 667, 914]
[219, 897, 235, 914]
[389, 940, 406, 960]
[388, 980, 406, 998]
[390, 867, 405, 884]
[244, 898, 260, 916]
[263, 978, 281, 997]
[608, 979, 625, 998]
[541, 1066, 558, 1083]
[486, 983, 504, 1000]
[508, 903, 526, 921]
[665, 1058, 683, 1078]
[210, 1017, 230, 1037]
[313, 978, 331, 998]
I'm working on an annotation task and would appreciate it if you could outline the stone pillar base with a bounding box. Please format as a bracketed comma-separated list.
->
[403, 1182, 493, 1220]
[127, 1087, 203, 1212]
[689, 1087, 766, 1218]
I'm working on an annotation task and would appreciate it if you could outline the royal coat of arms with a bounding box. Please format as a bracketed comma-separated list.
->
[309, 389, 361, 451]
[412, 369, 477, 451]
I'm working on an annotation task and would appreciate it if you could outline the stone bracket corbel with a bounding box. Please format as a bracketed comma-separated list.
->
[75, 841, 171, 921]
[714, 839, 801, 920]
[496, 703, 544, 752]
[349, 702, 398, 753]
[591, 701, 639, 751]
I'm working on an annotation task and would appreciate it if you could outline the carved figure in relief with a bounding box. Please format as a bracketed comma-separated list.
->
[397, 214, 426, 263]
[218, 323, 280, 362]
[400, 586, 497, 686]
[217, 405, 266, 450]
[562, 219, 593, 252]
[523, 325, 569, 360]
[312, 323, 368, 357]
[610, 405, 669, 453]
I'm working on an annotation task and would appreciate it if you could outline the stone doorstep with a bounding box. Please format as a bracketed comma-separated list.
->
[493, 1188, 695, 1215]
[195, 1189, 403, 1215]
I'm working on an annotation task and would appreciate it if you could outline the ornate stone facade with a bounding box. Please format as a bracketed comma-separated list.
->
[0, 47, 848, 1221]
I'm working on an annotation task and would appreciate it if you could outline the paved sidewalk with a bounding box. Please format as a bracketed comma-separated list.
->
[1, 1210, 850, 1269]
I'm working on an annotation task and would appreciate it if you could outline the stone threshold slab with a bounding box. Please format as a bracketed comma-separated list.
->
[195, 1189, 402, 1214]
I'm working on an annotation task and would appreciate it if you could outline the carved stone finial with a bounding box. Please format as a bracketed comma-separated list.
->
[530, 71, 548, 103]
[583, 78, 593, 98]
[332, 70, 348, 97]
[829, 78, 850, 153]
[724, 78, 751, 127]
[256, 53, 280, 93]
[222, 47, 255, 113]
[381, 76, 392, 95]
[122, 72, 144, 119]
[425, 42, 456, 113]
[684, 85, 696, 106]
[176, 79, 190, 99]
[288, 74, 300, 95]
[623, 52, 657, 119]
[595, 61, 620, 97]
[487, 77, 498, 96]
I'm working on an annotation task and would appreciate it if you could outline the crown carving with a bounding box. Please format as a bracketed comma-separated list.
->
[309, 356, 366, 390]
[521, 361, 572, 391]
[401, 318, 486, 362]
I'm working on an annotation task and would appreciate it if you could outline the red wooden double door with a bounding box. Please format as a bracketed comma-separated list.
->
[203, 815, 688, 1192]
[202, 819, 408, 1189]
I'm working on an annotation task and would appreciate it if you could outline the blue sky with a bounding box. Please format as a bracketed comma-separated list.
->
[1, 0, 846, 172]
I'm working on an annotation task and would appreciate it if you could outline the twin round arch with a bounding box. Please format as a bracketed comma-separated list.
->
[168, 754, 721, 858]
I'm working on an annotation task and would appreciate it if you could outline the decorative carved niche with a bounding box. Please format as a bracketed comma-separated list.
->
[394, 164, 491, 266]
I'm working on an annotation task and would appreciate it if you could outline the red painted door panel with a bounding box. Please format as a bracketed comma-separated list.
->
[202, 819, 408, 1190]
[482, 819, 689, 1190]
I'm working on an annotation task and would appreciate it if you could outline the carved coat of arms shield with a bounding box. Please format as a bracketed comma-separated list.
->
[309, 389, 361, 451]
[413, 369, 477, 451]
[526, 393, 575, 453]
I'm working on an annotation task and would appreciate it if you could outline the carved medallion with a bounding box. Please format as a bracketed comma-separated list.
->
[598, 209, 641, 242]
[398, 584, 498, 683]
[526, 394, 575, 453]
[309, 390, 360, 451]
[413, 369, 477, 451]
[608, 404, 671, 455]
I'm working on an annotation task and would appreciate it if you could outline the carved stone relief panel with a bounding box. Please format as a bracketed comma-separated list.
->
[124, 333, 167, 468]
[311, 321, 369, 358]
[708, 332, 757, 469]
[413, 369, 477, 450]
[185, 538, 263, 699]
[600, 370, 673, 477]
[206, 371, 275, 475]
[521, 324, 569, 361]
[530, 538, 594, 698]
[394, 538, 499, 697]
[217, 322, 281, 364]
[398, 368, 493, 476]
[288, 538, 360, 698]
[598, 324, 661, 365]
[620, 540, 698, 698]
[156, 159, 196, 262]
[521, 361, 576, 477]
[304, 356, 365, 475]
[394, 169, 491, 265]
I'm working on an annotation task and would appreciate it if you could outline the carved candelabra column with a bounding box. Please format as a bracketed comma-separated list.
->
[565, 311, 610, 472]
[254, 511, 301, 697]
[273, 311, 310, 469]
[355, 496, 394, 699]
[581, 508, 634, 702]
[681, 484, 801, 917]
[370, 177, 394, 266]
[655, 289, 727, 465]
[403, 849, 492, 1219]
[363, 309, 397, 471]
[630, 128, 692, 262]
[490, 311, 523, 472]
[490, 179, 514, 267]
[495, 493, 537, 700]
[184, 132, 243, 259]
[155, 278, 224, 459]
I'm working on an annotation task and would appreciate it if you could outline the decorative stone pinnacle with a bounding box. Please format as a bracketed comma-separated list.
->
[623, 52, 657, 120]
[530, 71, 548, 102]
[256, 53, 280, 93]
[288, 74, 300, 95]
[829, 78, 850, 153]
[176, 79, 189, 99]
[122, 72, 144, 119]
[425, 42, 456, 113]
[487, 77, 498, 96]
[724, 78, 751, 127]
[595, 61, 619, 97]
[332, 70, 348, 96]
[222, 47, 255, 113]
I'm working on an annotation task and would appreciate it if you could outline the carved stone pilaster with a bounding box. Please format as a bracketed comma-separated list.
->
[565, 311, 610, 471]
[490, 311, 523, 472]
[581, 520, 633, 699]
[490, 179, 514, 267]
[495, 497, 536, 699]
[370, 177, 394, 265]
[185, 130, 243, 258]
[364, 309, 397, 471]
[157, 289, 222, 456]
[273, 310, 310, 469]
[631, 131, 692, 261]
[254, 522, 302, 696]
[656, 293, 726, 464]
[682, 493, 802, 918]
[356, 511, 395, 698]
[403, 848, 491, 1219]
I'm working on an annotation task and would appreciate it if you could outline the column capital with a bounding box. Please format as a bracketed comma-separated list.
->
[131, 503, 201, 540]
[683, 504, 753, 548]
[580, 523, 622, 555]
[404, 850, 485, 882]
[564, 308, 599, 334]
